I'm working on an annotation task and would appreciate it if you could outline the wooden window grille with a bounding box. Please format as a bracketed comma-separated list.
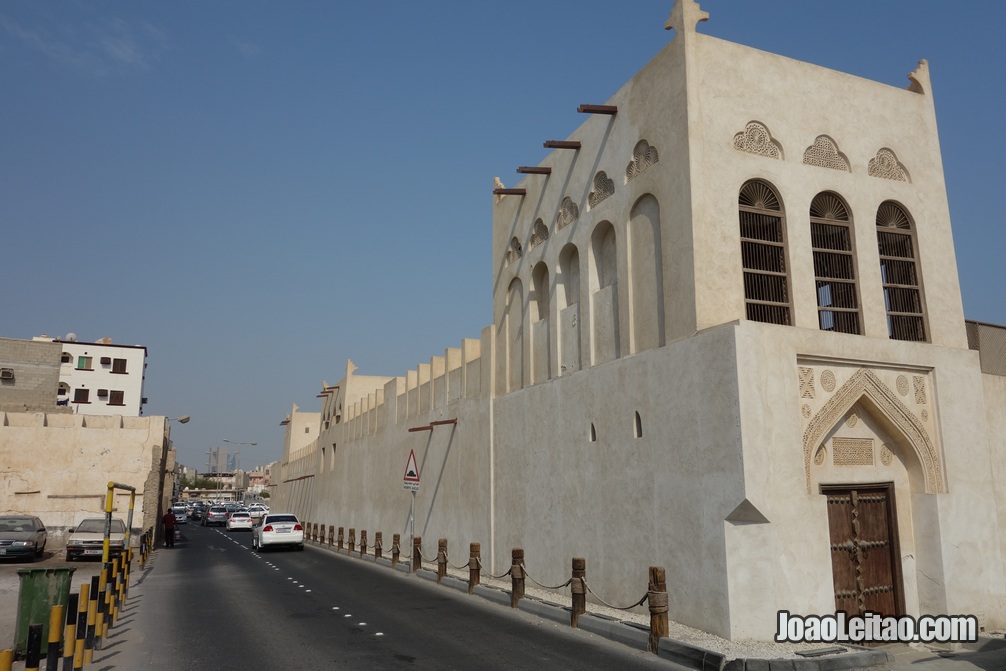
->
[108, 390, 125, 405]
[73, 388, 89, 403]
[112, 358, 127, 373]
[739, 180, 791, 325]
[811, 192, 860, 334]
[876, 202, 926, 342]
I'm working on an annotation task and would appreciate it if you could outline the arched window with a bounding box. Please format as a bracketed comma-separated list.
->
[739, 180, 791, 325]
[811, 192, 860, 334]
[877, 202, 926, 341]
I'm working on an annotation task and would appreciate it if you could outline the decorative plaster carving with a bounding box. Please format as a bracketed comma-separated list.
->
[896, 375, 909, 396]
[814, 445, 826, 465]
[803, 368, 944, 493]
[868, 148, 909, 182]
[914, 376, 927, 404]
[588, 171, 615, 208]
[799, 367, 815, 399]
[921, 409, 928, 422]
[528, 218, 549, 250]
[881, 444, 893, 466]
[801, 404, 812, 418]
[833, 437, 874, 466]
[626, 140, 659, 181]
[846, 412, 858, 428]
[505, 237, 522, 267]
[803, 135, 850, 172]
[556, 197, 579, 230]
[732, 121, 782, 159]
[821, 370, 836, 392]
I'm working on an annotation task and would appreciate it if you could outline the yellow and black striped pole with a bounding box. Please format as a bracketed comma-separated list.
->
[45, 604, 63, 671]
[83, 575, 98, 664]
[24, 623, 43, 671]
[72, 583, 87, 670]
[62, 591, 78, 670]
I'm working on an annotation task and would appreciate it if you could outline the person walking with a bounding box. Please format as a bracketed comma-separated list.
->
[162, 509, 177, 548]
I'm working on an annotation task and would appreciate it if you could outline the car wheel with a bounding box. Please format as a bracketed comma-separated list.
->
[297, 544, 304, 551]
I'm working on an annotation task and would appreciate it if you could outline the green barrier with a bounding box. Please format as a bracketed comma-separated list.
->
[14, 568, 76, 659]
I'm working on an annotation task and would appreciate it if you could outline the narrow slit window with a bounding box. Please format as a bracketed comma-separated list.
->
[634, 411, 643, 438]
[589, 423, 597, 442]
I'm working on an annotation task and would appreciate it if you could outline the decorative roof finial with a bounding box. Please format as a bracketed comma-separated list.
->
[665, 0, 709, 35]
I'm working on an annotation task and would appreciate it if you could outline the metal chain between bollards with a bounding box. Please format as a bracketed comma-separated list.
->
[476, 556, 513, 580]
[520, 563, 572, 591]
[581, 577, 649, 610]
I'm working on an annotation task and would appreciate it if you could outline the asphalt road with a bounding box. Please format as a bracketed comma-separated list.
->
[100, 523, 684, 670]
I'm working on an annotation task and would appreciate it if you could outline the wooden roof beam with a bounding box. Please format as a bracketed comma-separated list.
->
[577, 104, 618, 115]
[493, 188, 526, 196]
[543, 140, 581, 150]
[517, 166, 551, 175]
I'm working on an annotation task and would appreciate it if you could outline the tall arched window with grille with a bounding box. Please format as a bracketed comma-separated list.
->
[739, 180, 791, 325]
[811, 192, 860, 334]
[876, 202, 926, 341]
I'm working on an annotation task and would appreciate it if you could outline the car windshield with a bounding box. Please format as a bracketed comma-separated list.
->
[0, 517, 36, 533]
[231, 513, 250, 519]
[266, 515, 298, 523]
[75, 520, 125, 534]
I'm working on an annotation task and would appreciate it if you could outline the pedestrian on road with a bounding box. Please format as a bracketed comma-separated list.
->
[162, 509, 176, 548]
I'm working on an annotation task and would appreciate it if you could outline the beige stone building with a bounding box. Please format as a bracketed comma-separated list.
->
[274, 0, 1006, 640]
[0, 336, 175, 544]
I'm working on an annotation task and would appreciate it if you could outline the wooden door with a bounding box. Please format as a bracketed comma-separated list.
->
[824, 483, 903, 618]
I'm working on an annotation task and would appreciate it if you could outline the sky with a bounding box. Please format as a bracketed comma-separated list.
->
[3, 1, 1005, 471]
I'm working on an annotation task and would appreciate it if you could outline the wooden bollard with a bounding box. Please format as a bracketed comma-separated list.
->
[571, 557, 586, 628]
[338, 527, 344, 550]
[360, 530, 368, 557]
[392, 533, 401, 567]
[468, 543, 480, 594]
[647, 566, 669, 653]
[328, 525, 334, 548]
[412, 536, 422, 573]
[375, 532, 383, 560]
[437, 539, 447, 584]
[510, 548, 525, 608]
[348, 528, 356, 553]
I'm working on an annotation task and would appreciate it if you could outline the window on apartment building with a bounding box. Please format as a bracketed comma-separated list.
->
[739, 179, 791, 325]
[73, 388, 90, 403]
[76, 356, 93, 370]
[108, 390, 125, 406]
[811, 192, 861, 334]
[877, 201, 927, 342]
[57, 383, 69, 396]
[112, 358, 127, 373]
[60, 353, 71, 364]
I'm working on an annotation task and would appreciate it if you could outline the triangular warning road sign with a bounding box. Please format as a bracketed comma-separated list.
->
[403, 449, 420, 491]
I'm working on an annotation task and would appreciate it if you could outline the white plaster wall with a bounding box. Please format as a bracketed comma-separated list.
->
[59, 342, 147, 416]
[689, 34, 966, 349]
[0, 412, 167, 542]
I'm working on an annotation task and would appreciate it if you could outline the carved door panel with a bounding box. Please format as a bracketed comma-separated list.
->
[824, 483, 903, 619]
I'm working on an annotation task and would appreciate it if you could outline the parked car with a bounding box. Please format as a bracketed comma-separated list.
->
[171, 504, 188, 524]
[202, 506, 229, 527]
[252, 513, 304, 552]
[0, 515, 47, 561]
[66, 518, 126, 561]
[226, 512, 253, 532]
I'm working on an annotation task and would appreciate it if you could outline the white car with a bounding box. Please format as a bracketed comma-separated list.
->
[66, 518, 127, 561]
[252, 513, 304, 552]
[226, 512, 253, 531]
[247, 504, 268, 522]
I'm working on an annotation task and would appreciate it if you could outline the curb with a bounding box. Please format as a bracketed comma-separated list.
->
[313, 544, 891, 671]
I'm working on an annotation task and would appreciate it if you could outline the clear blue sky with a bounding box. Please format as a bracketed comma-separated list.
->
[3, 2, 1004, 470]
